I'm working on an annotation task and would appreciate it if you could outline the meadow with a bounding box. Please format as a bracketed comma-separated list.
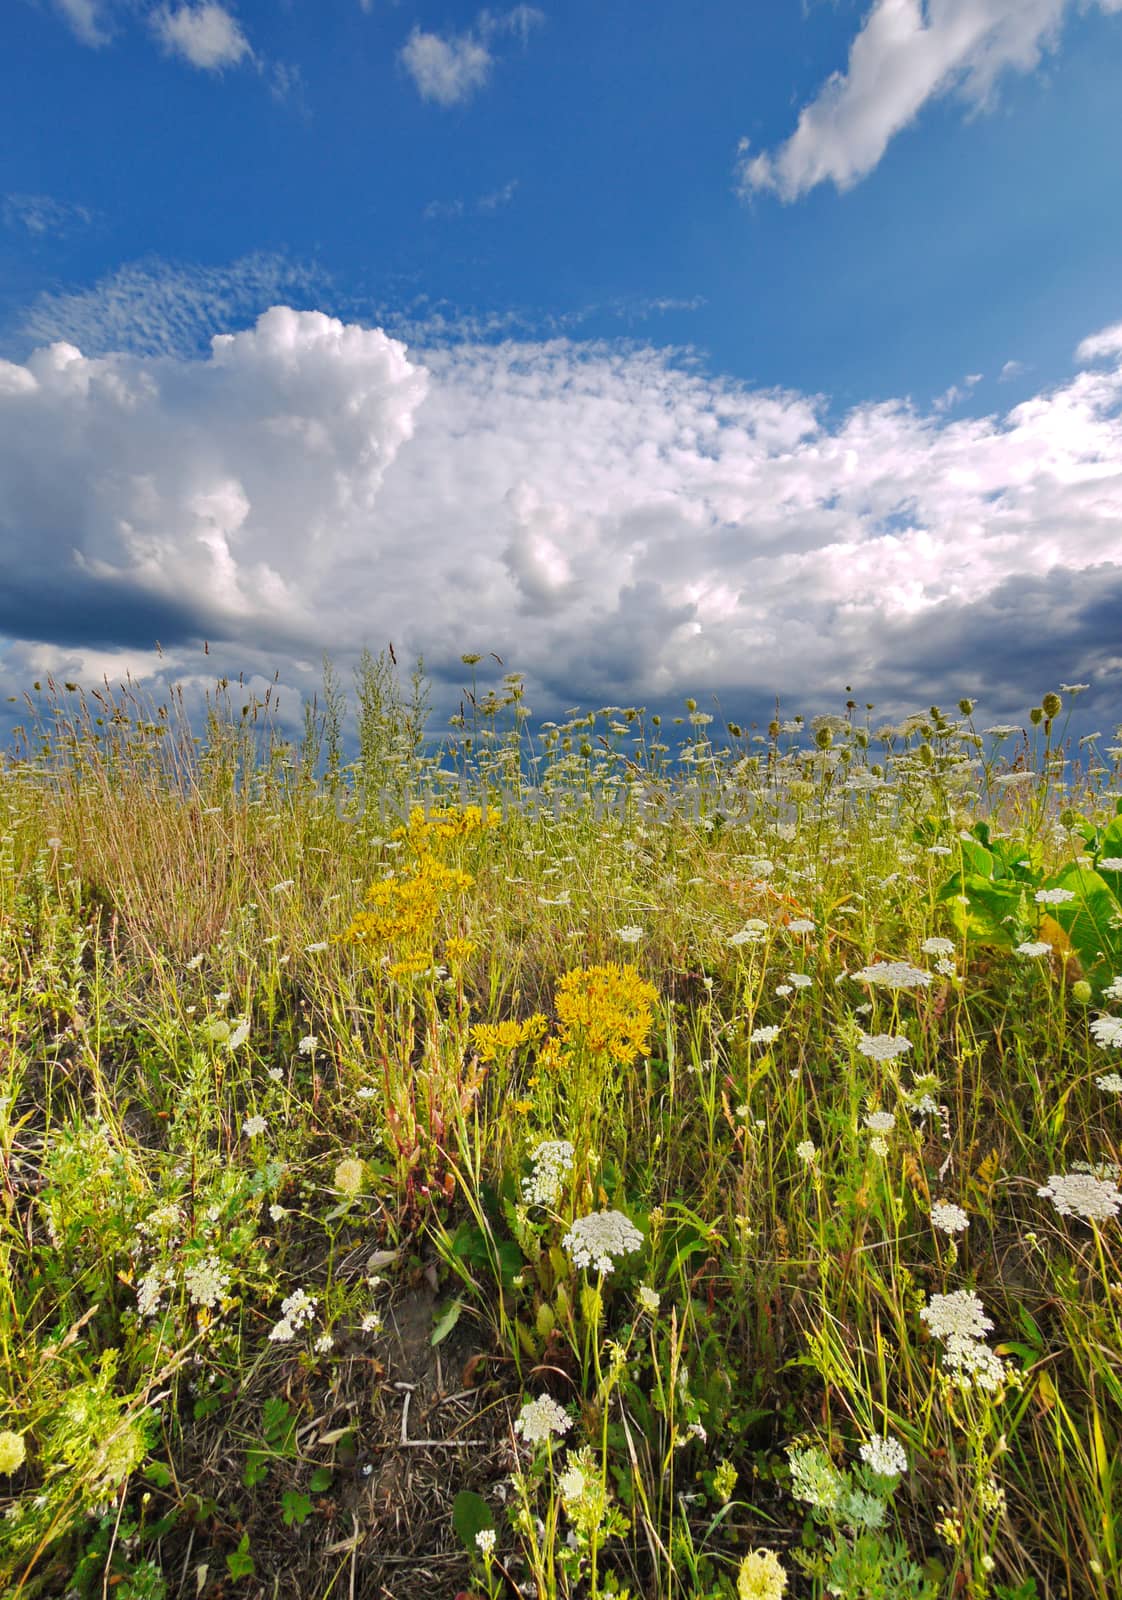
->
[1, 655, 1120, 1600]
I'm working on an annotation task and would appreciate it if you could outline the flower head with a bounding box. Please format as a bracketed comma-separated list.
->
[920, 1289, 992, 1343]
[857, 1032, 912, 1062]
[514, 1393, 572, 1445]
[931, 1200, 970, 1234]
[334, 1158, 364, 1196]
[852, 961, 932, 990]
[859, 1436, 907, 1478]
[1038, 1171, 1122, 1221]
[562, 1209, 643, 1274]
[1034, 888, 1075, 905]
[0, 1431, 26, 1475]
[737, 1547, 788, 1600]
[1090, 1016, 1122, 1050]
[521, 1139, 575, 1208]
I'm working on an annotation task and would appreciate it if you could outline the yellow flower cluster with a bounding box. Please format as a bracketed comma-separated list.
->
[471, 1013, 548, 1063]
[738, 1548, 787, 1600]
[343, 856, 474, 954]
[554, 964, 659, 1065]
[394, 804, 494, 852]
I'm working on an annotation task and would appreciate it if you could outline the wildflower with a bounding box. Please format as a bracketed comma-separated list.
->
[214, 991, 231, 1005]
[795, 1139, 816, 1163]
[859, 1436, 908, 1477]
[1015, 941, 1052, 958]
[787, 918, 815, 933]
[1104, 976, 1122, 1001]
[555, 965, 657, 1065]
[1098, 858, 1122, 873]
[852, 960, 932, 990]
[1095, 1073, 1122, 1094]
[361, 1311, 383, 1334]
[786, 972, 812, 988]
[184, 1255, 230, 1309]
[775, 984, 793, 997]
[931, 1201, 970, 1234]
[471, 1014, 548, 1063]
[243, 1114, 266, 1139]
[637, 1284, 660, 1315]
[522, 1139, 575, 1208]
[136, 1270, 171, 1317]
[750, 1025, 780, 1045]
[1038, 1171, 1122, 1221]
[737, 1548, 788, 1600]
[864, 1111, 896, 1134]
[920, 1290, 992, 1343]
[869, 1135, 889, 1158]
[562, 1209, 644, 1274]
[1034, 888, 1075, 904]
[187, 953, 204, 970]
[269, 1320, 294, 1342]
[1090, 1016, 1122, 1049]
[943, 1335, 1007, 1391]
[298, 1034, 318, 1055]
[922, 937, 956, 956]
[857, 1033, 912, 1062]
[475, 1528, 496, 1557]
[616, 925, 644, 943]
[314, 1332, 335, 1354]
[304, 941, 329, 953]
[787, 1445, 844, 1512]
[269, 1204, 287, 1222]
[513, 1394, 572, 1445]
[729, 920, 768, 946]
[334, 1158, 364, 1196]
[0, 1432, 26, 1475]
[227, 1018, 250, 1050]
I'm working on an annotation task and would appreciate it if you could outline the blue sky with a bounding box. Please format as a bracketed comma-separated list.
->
[3, 0, 1122, 744]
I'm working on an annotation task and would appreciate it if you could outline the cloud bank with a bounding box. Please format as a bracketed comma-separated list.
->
[2, 303, 1122, 731]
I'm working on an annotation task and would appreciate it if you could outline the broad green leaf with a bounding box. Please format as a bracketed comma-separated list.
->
[452, 1489, 494, 1553]
[431, 1298, 463, 1346]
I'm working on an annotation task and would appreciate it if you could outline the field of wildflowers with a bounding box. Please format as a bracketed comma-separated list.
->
[1, 657, 1120, 1599]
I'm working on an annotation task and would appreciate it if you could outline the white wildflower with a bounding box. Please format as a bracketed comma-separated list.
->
[1097, 859, 1122, 873]
[562, 1209, 644, 1274]
[920, 1290, 992, 1343]
[857, 1033, 912, 1062]
[750, 1025, 780, 1045]
[227, 1018, 251, 1050]
[243, 1114, 266, 1138]
[521, 1140, 575, 1208]
[184, 1255, 230, 1310]
[1037, 1171, 1122, 1221]
[922, 937, 955, 956]
[864, 1111, 896, 1134]
[851, 960, 932, 990]
[795, 1139, 816, 1164]
[859, 1436, 907, 1477]
[298, 1034, 318, 1056]
[616, 925, 644, 943]
[1034, 888, 1075, 905]
[1015, 941, 1052, 958]
[1090, 1016, 1122, 1049]
[931, 1201, 970, 1234]
[787, 918, 815, 934]
[637, 1284, 660, 1315]
[1095, 1073, 1122, 1094]
[475, 1528, 496, 1556]
[514, 1394, 572, 1445]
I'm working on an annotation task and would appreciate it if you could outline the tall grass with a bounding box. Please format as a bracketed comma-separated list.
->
[0, 662, 1120, 1599]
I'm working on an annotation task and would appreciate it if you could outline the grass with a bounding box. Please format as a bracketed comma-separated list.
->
[0, 659, 1120, 1599]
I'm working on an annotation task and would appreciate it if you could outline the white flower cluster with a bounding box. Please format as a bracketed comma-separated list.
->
[851, 961, 932, 990]
[184, 1255, 230, 1310]
[920, 1290, 1007, 1392]
[750, 1025, 781, 1045]
[729, 920, 768, 947]
[857, 1033, 913, 1062]
[513, 1393, 572, 1445]
[1015, 941, 1052, 958]
[268, 1287, 319, 1343]
[521, 1140, 575, 1208]
[787, 918, 815, 934]
[864, 1111, 896, 1134]
[136, 1267, 174, 1318]
[1034, 887, 1075, 905]
[931, 1201, 970, 1235]
[1090, 1016, 1122, 1049]
[921, 937, 956, 956]
[859, 1436, 907, 1477]
[562, 1209, 644, 1274]
[1095, 1073, 1122, 1094]
[1037, 1171, 1122, 1222]
[1103, 975, 1122, 1001]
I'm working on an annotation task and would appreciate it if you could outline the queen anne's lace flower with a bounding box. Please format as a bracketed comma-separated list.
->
[1015, 941, 1052, 958]
[1095, 1073, 1122, 1094]
[851, 961, 932, 989]
[921, 937, 956, 956]
[864, 1111, 896, 1134]
[1090, 1016, 1122, 1049]
[931, 1201, 970, 1234]
[859, 1436, 907, 1477]
[920, 1290, 992, 1343]
[857, 1033, 912, 1062]
[1034, 888, 1075, 904]
[184, 1255, 230, 1309]
[1038, 1171, 1122, 1221]
[514, 1394, 572, 1444]
[522, 1140, 575, 1207]
[562, 1209, 643, 1274]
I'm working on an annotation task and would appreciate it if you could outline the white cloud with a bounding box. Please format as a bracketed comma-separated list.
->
[738, 0, 1120, 202]
[1000, 358, 1028, 380]
[424, 180, 519, 220]
[2, 305, 1122, 728]
[400, 27, 493, 106]
[152, 2, 253, 71]
[1076, 322, 1122, 363]
[400, 7, 542, 105]
[3, 193, 94, 238]
[52, 0, 110, 47]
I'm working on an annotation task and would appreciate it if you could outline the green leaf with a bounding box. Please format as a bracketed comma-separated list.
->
[242, 1449, 269, 1489]
[308, 1466, 333, 1493]
[1040, 863, 1122, 993]
[261, 1396, 292, 1446]
[431, 1298, 463, 1346]
[281, 1490, 314, 1528]
[451, 1489, 494, 1553]
[226, 1532, 256, 1581]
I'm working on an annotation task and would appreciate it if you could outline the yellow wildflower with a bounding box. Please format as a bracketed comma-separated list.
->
[471, 1014, 548, 1063]
[555, 964, 658, 1065]
[445, 936, 478, 964]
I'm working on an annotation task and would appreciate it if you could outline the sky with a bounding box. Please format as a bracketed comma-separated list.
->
[3, 0, 1122, 751]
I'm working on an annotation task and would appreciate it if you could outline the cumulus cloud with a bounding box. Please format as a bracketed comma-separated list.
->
[400, 7, 543, 105]
[1076, 322, 1122, 364]
[52, 0, 111, 47]
[2, 304, 1122, 733]
[738, 0, 1121, 202]
[151, 2, 253, 71]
